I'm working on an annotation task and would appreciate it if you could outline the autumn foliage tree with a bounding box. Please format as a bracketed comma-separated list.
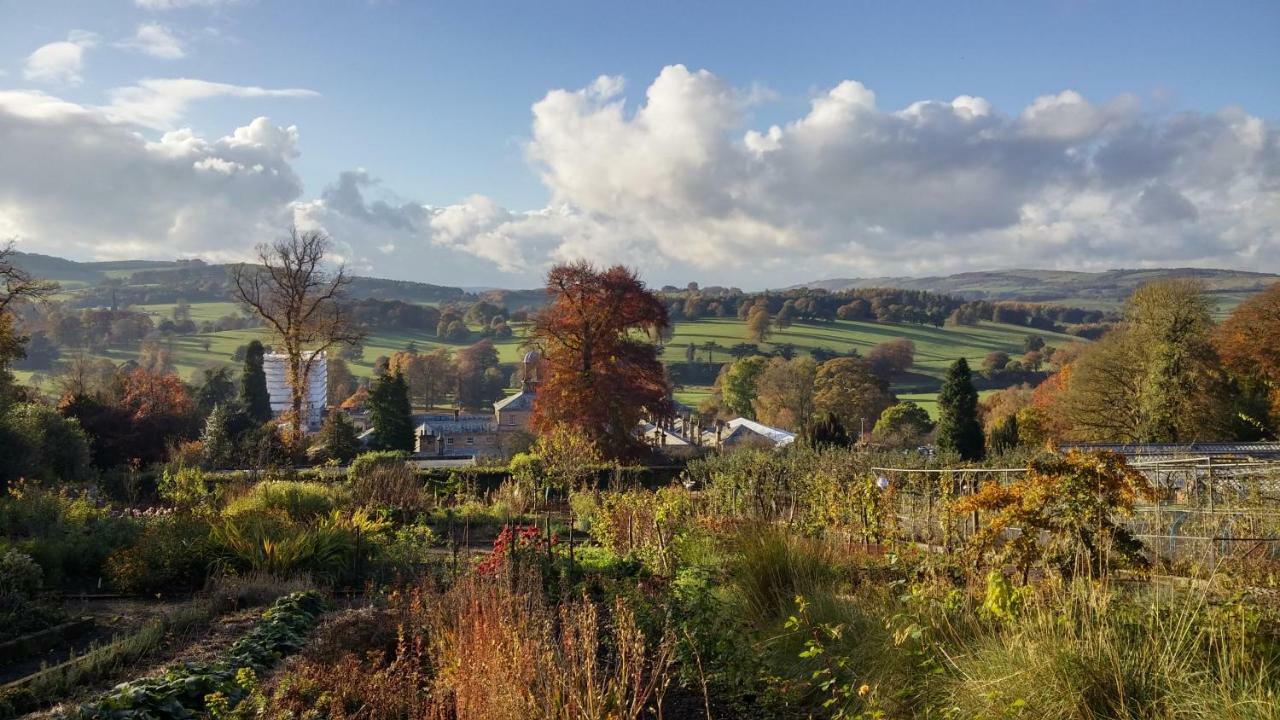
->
[954, 451, 1154, 581]
[530, 263, 672, 458]
[1216, 281, 1280, 432]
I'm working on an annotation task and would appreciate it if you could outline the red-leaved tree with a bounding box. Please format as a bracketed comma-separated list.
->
[530, 263, 672, 459]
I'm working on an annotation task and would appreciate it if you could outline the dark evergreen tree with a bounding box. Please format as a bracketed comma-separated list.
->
[195, 366, 236, 417]
[200, 403, 235, 469]
[936, 358, 985, 460]
[315, 409, 361, 464]
[368, 371, 414, 451]
[239, 340, 272, 424]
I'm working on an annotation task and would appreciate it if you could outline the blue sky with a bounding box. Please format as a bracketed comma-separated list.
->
[1, 0, 1278, 287]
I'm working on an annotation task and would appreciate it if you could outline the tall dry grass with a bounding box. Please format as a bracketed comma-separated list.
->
[427, 566, 674, 720]
[929, 580, 1279, 719]
[258, 562, 675, 720]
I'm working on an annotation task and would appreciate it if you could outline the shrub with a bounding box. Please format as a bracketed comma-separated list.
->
[591, 485, 696, 574]
[380, 523, 438, 575]
[0, 403, 94, 486]
[348, 450, 410, 482]
[106, 515, 216, 594]
[0, 484, 138, 587]
[348, 451, 427, 513]
[157, 466, 216, 512]
[0, 549, 41, 598]
[213, 507, 389, 580]
[222, 480, 348, 523]
[0, 550, 63, 644]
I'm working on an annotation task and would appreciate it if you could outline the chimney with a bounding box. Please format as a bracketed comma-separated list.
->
[453, 408, 460, 421]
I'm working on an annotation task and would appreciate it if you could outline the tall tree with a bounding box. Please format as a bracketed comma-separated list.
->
[866, 338, 915, 380]
[388, 347, 455, 409]
[775, 300, 796, 329]
[455, 340, 504, 410]
[1054, 280, 1229, 442]
[1216, 281, 1280, 430]
[232, 229, 365, 437]
[194, 366, 236, 417]
[326, 357, 358, 403]
[1127, 279, 1222, 442]
[936, 358, 985, 460]
[239, 339, 273, 425]
[314, 409, 361, 464]
[753, 356, 817, 431]
[873, 401, 934, 446]
[746, 305, 773, 343]
[1, 242, 58, 406]
[368, 371, 414, 451]
[200, 403, 236, 470]
[721, 355, 768, 418]
[812, 356, 895, 438]
[530, 262, 672, 457]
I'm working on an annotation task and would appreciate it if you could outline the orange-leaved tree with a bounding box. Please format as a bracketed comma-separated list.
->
[954, 450, 1154, 582]
[1215, 281, 1280, 431]
[530, 262, 672, 459]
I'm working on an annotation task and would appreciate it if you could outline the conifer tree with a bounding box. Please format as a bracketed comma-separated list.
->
[369, 370, 414, 451]
[240, 340, 273, 424]
[937, 357, 985, 460]
[200, 403, 235, 469]
[316, 409, 361, 464]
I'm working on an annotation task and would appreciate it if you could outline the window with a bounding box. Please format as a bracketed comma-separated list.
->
[505, 415, 516, 425]
[446, 437, 454, 445]
[466, 437, 475, 445]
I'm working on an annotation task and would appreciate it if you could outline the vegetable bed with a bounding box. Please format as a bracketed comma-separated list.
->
[59, 591, 326, 719]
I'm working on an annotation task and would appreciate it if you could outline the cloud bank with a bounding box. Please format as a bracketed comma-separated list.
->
[2, 65, 1277, 287]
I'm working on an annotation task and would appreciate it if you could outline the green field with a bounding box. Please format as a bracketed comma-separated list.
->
[664, 317, 1074, 383]
[18, 302, 1074, 413]
[665, 317, 1072, 414]
[15, 300, 533, 393]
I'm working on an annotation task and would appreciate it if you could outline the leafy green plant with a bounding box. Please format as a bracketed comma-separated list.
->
[62, 591, 326, 719]
[222, 480, 348, 523]
[106, 515, 216, 595]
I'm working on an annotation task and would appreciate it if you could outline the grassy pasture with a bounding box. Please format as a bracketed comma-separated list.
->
[18, 302, 1076, 406]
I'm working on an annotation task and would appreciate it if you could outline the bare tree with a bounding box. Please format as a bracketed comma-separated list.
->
[1, 241, 59, 376]
[1, 241, 58, 315]
[232, 229, 365, 437]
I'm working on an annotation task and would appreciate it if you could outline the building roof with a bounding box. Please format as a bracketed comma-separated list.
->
[416, 417, 496, 435]
[1060, 442, 1280, 461]
[725, 418, 796, 447]
[494, 390, 535, 412]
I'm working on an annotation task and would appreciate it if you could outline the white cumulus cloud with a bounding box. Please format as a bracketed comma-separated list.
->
[2, 65, 1278, 288]
[23, 31, 98, 85]
[117, 23, 186, 59]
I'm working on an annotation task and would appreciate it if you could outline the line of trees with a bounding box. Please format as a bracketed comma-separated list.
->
[656, 285, 1114, 333]
[981, 279, 1280, 447]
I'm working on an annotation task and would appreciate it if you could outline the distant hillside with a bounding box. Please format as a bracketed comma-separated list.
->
[797, 268, 1279, 307]
[9, 251, 538, 307]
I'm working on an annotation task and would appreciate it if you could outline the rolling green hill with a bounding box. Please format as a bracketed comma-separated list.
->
[663, 317, 1068, 414]
[22, 252, 1252, 418]
[798, 267, 1278, 313]
[15, 296, 1065, 420]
